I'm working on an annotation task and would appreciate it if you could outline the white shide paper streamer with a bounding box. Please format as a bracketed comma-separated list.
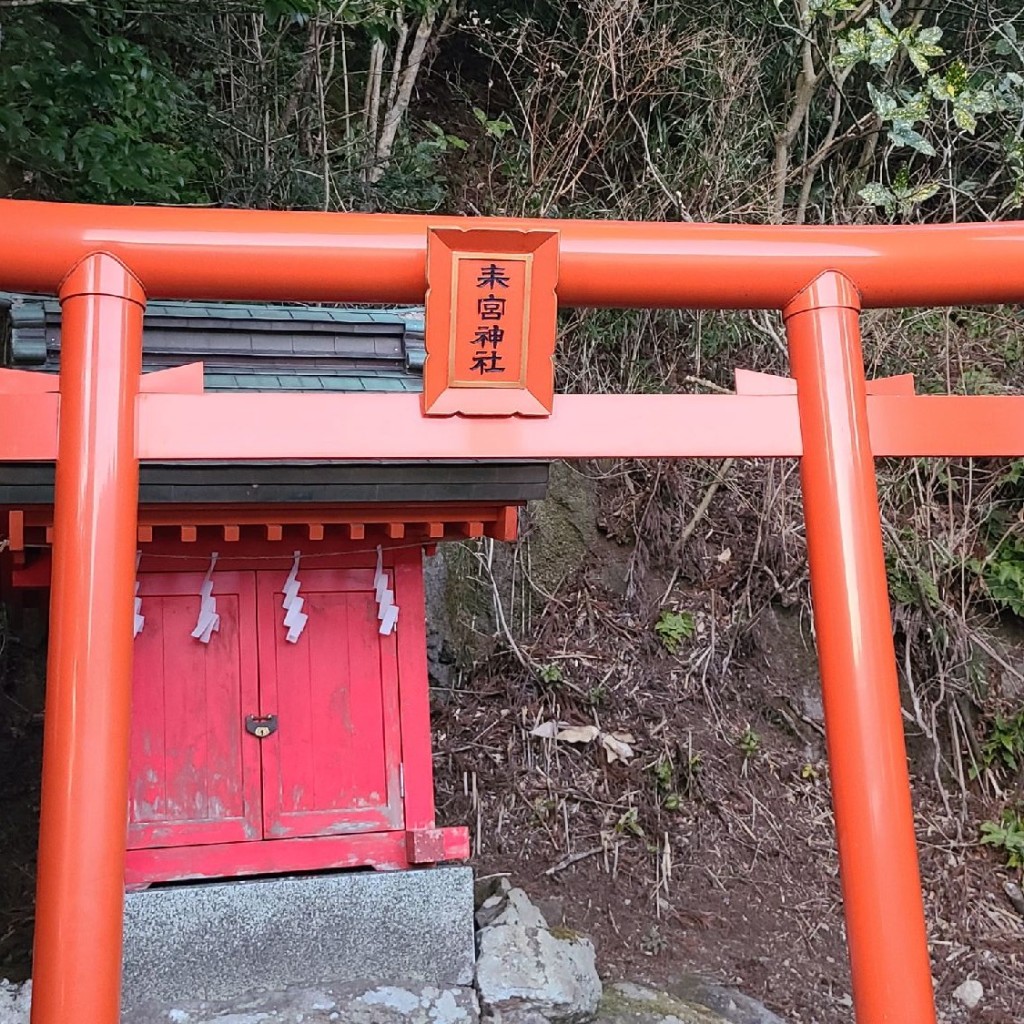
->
[281, 550, 309, 643]
[374, 546, 399, 636]
[133, 550, 144, 638]
[190, 552, 221, 644]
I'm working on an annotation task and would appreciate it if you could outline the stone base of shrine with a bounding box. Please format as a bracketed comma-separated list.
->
[120, 866, 476, 1014]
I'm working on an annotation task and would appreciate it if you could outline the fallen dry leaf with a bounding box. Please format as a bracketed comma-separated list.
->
[556, 725, 601, 744]
[600, 731, 636, 763]
[530, 721, 636, 762]
[529, 720, 565, 739]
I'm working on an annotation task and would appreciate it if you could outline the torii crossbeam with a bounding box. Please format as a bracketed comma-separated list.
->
[3, 199, 1024, 1024]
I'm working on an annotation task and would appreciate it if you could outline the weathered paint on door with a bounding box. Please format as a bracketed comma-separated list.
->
[128, 565, 404, 853]
[128, 571, 262, 848]
[256, 567, 404, 839]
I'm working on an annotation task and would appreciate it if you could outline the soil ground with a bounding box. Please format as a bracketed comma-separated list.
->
[0, 614, 42, 986]
[1, 564, 1022, 1023]
[429, 546, 1024, 1024]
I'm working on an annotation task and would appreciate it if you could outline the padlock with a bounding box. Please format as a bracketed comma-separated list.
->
[245, 714, 278, 739]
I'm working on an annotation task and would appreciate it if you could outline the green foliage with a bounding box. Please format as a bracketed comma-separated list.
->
[425, 122, 470, 152]
[973, 460, 1024, 617]
[859, 174, 940, 216]
[361, 125, 451, 211]
[865, 82, 935, 155]
[538, 663, 564, 687]
[980, 709, 1024, 774]
[737, 726, 761, 760]
[886, 549, 940, 609]
[263, 0, 440, 29]
[649, 751, 699, 810]
[834, 9, 944, 74]
[0, 4, 214, 203]
[654, 610, 695, 654]
[652, 756, 674, 792]
[785, 2, 1024, 219]
[979, 537, 1024, 617]
[0, 0, 453, 211]
[980, 808, 1024, 869]
[807, 0, 858, 22]
[614, 807, 644, 838]
[472, 107, 514, 141]
[650, 755, 678, 809]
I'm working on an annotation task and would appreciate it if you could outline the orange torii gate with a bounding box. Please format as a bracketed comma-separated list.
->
[3, 201, 1024, 1024]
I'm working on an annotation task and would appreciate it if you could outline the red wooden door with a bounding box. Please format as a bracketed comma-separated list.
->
[256, 567, 404, 839]
[128, 571, 262, 849]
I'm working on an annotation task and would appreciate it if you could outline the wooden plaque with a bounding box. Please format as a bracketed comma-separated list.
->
[423, 227, 559, 416]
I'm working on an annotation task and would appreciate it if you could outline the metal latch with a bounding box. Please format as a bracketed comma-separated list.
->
[245, 714, 278, 739]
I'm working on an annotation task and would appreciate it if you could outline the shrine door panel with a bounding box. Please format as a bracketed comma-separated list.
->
[256, 567, 403, 839]
[128, 571, 262, 849]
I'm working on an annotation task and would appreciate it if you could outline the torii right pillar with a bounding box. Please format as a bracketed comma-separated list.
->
[785, 271, 936, 1024]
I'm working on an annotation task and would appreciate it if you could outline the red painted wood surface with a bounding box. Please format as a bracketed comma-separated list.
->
[8, 196, 1024, 310]
[257, 567, 404, 839]
[128, 572, 262, 849]
[3, 503, 521, 564]
[124, 826, 470, 889]
[394, 549, 437, 833]
[113, 552, 444, 884]
[8, 387, 1024, 465]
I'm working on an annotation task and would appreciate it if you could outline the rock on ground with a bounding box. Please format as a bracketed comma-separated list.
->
[953, 979, 983, 1010]
[475, 882, 602, 1023]
[0, 980, 30, 1024]
[599, 982, 725, 1024]
[129, 983, 480, 1024]
[3, 885, 789, 1024]
[662, 977, 787, 1024]
[2, 980, 480, 1024]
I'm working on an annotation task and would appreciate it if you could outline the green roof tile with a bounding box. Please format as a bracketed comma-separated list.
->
[4, 293, 427, 394]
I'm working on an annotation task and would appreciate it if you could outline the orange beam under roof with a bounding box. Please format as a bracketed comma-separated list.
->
[4, 198, 1024, 308]
[5, 391, 1024, 462]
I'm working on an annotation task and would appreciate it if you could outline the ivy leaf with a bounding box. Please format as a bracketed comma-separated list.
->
[899, 181, 940, 205]
[905, 35, 945, 76]
[859, 182, 895, 207]
[866, 19, 900, 67]
[867, 82, 898, 118]
[835, 28, 871, 68]
[807, 0, 858, 20]
[915, 25, 944, 48]
[876, 4, 897, 32]
[888, 123, 936, 155]
[908, 24, 945, 74]
[995, 22, 1019, 57]
[954, 105, 978, 133]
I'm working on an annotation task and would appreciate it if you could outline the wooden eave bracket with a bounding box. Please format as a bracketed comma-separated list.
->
[9, 503, 521, 555]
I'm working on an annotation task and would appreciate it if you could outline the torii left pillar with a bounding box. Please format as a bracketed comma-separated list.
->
[31, 253, 145, 1024]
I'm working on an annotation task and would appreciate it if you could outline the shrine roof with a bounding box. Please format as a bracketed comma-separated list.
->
[0, 293, 549, 512]
[1, 293, 426, 393]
